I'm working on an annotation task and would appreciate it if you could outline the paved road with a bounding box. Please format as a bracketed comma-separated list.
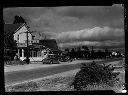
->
[5, 59, 122, 86]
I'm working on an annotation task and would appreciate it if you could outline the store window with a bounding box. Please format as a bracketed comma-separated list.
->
[24, 49, 27, 57]
[29, 50, 32, 57]
[34, 50, 37, 57]
[38, 50, 41, 57]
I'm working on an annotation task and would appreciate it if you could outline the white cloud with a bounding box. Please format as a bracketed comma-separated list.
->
[58, 41, 100, 48]
[56, 26, 124, 43]
[58, 40, 124, 48]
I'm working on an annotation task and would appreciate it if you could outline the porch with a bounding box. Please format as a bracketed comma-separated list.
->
[17, 47, 48, 61]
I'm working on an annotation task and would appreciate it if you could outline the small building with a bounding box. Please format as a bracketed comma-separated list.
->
[4, 23, 60, 61]
[28, 39, 60, 61]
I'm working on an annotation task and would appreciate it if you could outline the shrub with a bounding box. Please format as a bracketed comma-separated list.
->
[70, 61, 120, 91]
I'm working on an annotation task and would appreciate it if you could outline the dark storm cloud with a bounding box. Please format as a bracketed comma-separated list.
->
[3, 7, 51, 25]
[55, 6, 123, 19]
[3, 6, 124, 30]
[54, 6, 124, 28]
[3, 6, 124, 48]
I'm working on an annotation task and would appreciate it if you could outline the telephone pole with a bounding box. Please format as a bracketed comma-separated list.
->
[26, 25, 30, 64]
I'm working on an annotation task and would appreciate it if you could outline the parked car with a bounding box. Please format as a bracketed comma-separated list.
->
[59, 55, 70, 62]
[58, 52, 71, 62]
[42, 54, 60, 64]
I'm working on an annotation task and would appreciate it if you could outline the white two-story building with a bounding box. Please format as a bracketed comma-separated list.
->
[4, 23, 60, 61]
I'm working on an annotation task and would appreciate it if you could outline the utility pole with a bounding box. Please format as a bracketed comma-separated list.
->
[26, 26, 29, 64]
[17, 24, 31, 64]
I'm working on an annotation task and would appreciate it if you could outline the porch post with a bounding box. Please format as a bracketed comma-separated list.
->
[37, 50, 39, 57]
[22, 49, 24, 57]
[18, 49, 20, 58]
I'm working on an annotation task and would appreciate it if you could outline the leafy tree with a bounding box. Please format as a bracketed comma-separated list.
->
[105, 48, 108, 52]
[4, 30, 17, 60]
[82, 46, 89, 51]
[70, 61, 120, 91]
[65, 48, 69, 53]
[90, 50, 95, 59]
[70, 48, 75, 59]
[82, 46, 90, 58]
[105, 48, 109, 58]
[97, 50, 102, 59]
[4, 33, 17, 49]
[13, 15, 27, 24]
[77, 46, 81, 52]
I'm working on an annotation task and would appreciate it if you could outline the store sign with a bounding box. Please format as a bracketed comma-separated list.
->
[17, 43, 27, 47]
[17, 43, 32, 47]
[31, 40, 39, 43]
[32, 44, 45, 48]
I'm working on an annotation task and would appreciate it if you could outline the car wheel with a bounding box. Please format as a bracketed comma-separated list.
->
[50, 61, 53, 64]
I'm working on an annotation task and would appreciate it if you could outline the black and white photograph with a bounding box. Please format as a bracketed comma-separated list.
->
[3, 5, 125, 92]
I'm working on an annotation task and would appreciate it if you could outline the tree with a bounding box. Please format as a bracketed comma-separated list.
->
[13, 15, 27, 24]
[82, 46, 90, 58]
[105, 48, 109, 58]
[4, 32, 17, 60]
[77, 46, 81, 52]
[105, 48, 108, 52]
[70, 48, 75, 59]
[70, 61, 120, 91]
[82, 46, 89, 51]
[4, 33, 17, 49]
[97, 50, 102, 59]
[65, 48, 69, 53]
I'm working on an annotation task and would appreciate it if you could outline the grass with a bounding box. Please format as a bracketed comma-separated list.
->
[5, 60, 125, 92]
[4, 60, 27, 66]
[5, 73, 125, 92]
[5, 75, 75, 92]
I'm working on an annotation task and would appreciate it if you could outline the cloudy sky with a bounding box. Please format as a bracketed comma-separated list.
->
[3, 5, 124, 49]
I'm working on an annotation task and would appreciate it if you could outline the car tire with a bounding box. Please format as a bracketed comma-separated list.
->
[50, 61, 53, 64]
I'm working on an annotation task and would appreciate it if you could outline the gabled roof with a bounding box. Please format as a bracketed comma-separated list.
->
[4, 23, 25, 35]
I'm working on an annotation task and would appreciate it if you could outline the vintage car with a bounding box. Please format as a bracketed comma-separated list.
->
[59, 55, 70, 62]
[58, 51, 71, 62]
[42, 54, 60, 64]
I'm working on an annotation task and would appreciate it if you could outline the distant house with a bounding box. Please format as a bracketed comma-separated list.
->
[4, 23, 60, 61]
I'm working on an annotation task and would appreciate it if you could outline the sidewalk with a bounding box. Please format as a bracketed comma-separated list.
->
[4, 59, 102, 73]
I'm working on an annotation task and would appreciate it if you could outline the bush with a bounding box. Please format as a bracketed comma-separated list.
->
[71, 61, 120, 91]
